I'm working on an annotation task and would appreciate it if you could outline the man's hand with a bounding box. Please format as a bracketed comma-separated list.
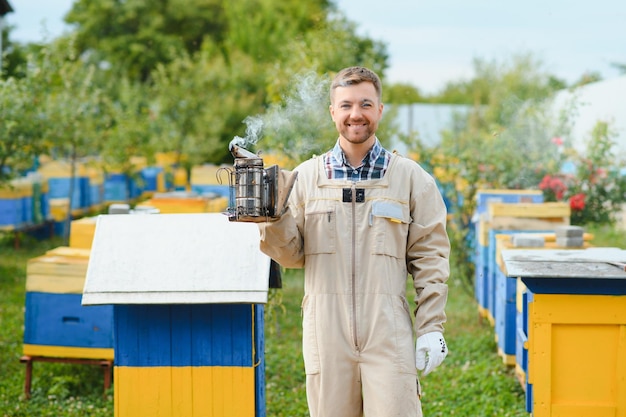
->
[415, 331, 448, 376]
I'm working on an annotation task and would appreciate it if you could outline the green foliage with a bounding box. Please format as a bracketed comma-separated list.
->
[0, 77, 46, 182]
[149, 48, 267, 166]
[0, 0, 389, 174]
[384, 82, 424, 104]
[66, 0, 228, 81]
[402, 53, 578, 291]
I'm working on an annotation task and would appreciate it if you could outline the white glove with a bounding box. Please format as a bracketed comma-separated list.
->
[415, 331, 448, 376]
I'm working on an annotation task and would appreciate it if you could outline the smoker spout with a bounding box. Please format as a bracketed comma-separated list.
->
[229, 139, 258, 159]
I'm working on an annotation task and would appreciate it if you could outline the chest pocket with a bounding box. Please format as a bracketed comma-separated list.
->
[303, 202, 337, 255]
[370, 200, 411, 259]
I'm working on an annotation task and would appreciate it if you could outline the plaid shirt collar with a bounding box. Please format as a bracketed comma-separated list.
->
[325, 137, 389, 180]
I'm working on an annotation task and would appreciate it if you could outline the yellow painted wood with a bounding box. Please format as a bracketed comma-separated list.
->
[25, 274, 85, 294]
[529, 294, 626, 417]
[496, 347, 515, 366]
[533, 294, 626, 324]
[45, 246, 91, 258]
[23, 344, 114, 360]
[115, 366, 255, 417]
[190, 164, 222, 186]
[69, 217, 98, 249]
[27, 254, 88, 277]
[516, 278, 526, 313]
[489, 202, 570, 218]
[477, 188, 543, 196]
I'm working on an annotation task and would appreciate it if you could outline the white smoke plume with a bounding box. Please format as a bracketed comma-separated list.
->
[231, 70, 332, 159]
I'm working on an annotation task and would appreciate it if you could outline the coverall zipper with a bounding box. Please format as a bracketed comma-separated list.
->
[351, 181, 360, 351]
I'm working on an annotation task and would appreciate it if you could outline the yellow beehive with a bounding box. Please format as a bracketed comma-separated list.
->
[69, 217, 99, 249]
[190, 164, 224, 186]
[479, 202, 571, 246]
[142, 193, 229, 215]
[49, 198, 70, 222]
[26, 250, 90, 294]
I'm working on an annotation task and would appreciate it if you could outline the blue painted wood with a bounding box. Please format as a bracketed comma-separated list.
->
[254, 304, 266, 417]
[114, 304, 254, 367]
[495, 268, 518, 356]
[475, 191, 543, 215]
[521, 277, 626, 295]
[23, 292, 114, 348]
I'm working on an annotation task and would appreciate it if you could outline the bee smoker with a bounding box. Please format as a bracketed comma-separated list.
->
[226, 141, 297, 222]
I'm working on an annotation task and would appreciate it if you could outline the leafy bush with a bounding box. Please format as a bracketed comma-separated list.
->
[539, 121, 626, 225]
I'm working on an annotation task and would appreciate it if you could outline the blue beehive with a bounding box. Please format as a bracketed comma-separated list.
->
[0, 182, 24, 229]
[472, 189, 544, 313]
[38, 160, 91, 213]
[139, 166, 164, 194]
[23, 247, 114, 360]
[83, 213, 271, 417]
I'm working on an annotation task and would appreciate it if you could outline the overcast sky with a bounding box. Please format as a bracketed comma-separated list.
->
[4, 0, 625, 94]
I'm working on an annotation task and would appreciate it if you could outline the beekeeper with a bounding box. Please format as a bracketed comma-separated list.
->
[259, 66, 450, 417]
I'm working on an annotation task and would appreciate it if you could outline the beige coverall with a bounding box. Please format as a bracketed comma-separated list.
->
[260, 153, 450, 417]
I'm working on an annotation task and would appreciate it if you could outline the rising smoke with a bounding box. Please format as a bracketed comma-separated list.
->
[231, 71, 333, 161]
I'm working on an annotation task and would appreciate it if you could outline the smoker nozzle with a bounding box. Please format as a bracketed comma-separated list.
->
[229, 140, 258, 159]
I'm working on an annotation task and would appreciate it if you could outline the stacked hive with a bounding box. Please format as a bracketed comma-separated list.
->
[492, 227, 593, 368]
[472, 189, 544, 319]
[0, 175, 49, 231]
[38, 160, 91, 215]
[189, 164, 230, 198]
[21, 213, 114, 396]
[479, 201, 571, 326]
[142, 191, 228, 214]
[23, 246, 114, 361]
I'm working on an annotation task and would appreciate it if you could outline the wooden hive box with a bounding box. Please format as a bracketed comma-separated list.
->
[502, 248, 626, 417]
[69, 216, 99, 249]
[23, 247, 114, 360]
[83, 213, 270, 417]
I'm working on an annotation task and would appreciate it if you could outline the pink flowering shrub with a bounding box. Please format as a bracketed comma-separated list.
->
[539, 122, 626, 225]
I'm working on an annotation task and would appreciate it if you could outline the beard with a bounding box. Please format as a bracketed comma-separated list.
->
[339, 121, 377, 145]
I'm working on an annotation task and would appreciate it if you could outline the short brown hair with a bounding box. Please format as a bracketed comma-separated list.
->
[330, 66, 382, 103]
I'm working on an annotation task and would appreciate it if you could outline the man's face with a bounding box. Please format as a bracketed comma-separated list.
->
[329, 82, 383, 146]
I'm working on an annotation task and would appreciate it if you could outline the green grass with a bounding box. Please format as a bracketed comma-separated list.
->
[1, 224, 624, 416]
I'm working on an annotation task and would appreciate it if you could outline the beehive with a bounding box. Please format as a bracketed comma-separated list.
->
[189, 164, 230, 198]
[23, 247, 114, 360]
[142, 192, 228, 214]
[493, 231, 594, 366]
[503, 248, 626, 417]
[472, 190, 545, 317]
[38, 160, 90, 214]
[479, 202, 570, 326]
[69, 216, 99, 249]
[83, 213, 270, 416]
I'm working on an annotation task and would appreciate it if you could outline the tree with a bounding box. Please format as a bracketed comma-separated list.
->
[383, 82, 424, 104]
[65, 0, 228, 81]
[0, 76, 47, 182]
[149, 47, 267, 167]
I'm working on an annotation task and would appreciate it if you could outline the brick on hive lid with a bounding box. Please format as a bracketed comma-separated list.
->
[512, 233, 545, 247]
[108, 203, 130, 214]
[555, 225, 584, 238]
[556, 236, 585, 247]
